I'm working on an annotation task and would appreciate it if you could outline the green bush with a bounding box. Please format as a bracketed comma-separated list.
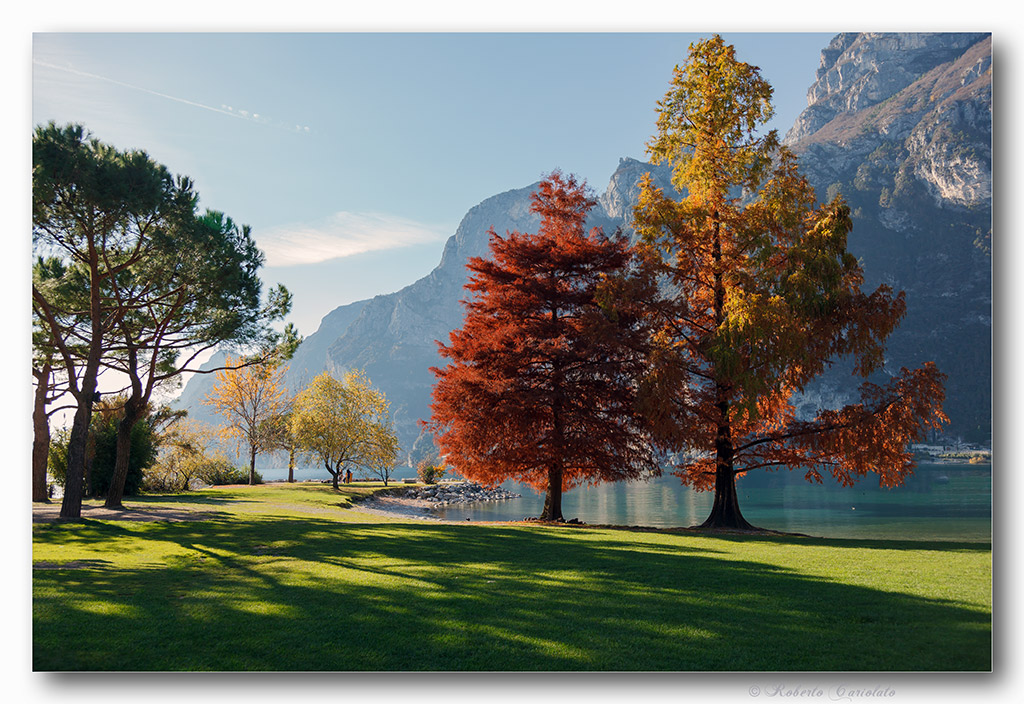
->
[46, 415, 155, 497]
[89, 414, 155, 497]
[201, 460, 260, 485]
[46, 427, 71, 487]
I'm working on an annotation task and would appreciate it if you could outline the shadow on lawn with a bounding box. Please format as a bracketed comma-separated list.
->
[33, 517, 991, 672]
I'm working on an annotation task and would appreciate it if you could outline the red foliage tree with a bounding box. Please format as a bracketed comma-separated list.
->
[634, 36, 948, 530]
[425, 172, 659, 521]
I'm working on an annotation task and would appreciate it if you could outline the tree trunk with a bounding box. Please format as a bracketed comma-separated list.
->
[60, 397, 93, 518]
[287, 447, 295, 483]
[249, 446, 257, 485]
[60, 248, 105, 519]
[540, 350, 566, 522]
[105, 400, 144, 509]
[699, 466, 756, 530]
[328, 461, 339, 490]
[539, 464, 564, 521]
[698, 215, 755, 532]
[32, 364, 52, 503]
[60, 363, 100, 518]
[699, 387, 756, 530]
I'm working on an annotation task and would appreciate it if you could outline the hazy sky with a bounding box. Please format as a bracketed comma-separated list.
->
[32, 31, 833, 336]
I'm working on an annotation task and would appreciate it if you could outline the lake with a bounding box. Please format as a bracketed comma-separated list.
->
[261, 462, 991, 542]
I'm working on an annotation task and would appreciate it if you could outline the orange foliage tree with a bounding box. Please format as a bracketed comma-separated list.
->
[634, 36, 948, 530]
[426, 172, 659, 521]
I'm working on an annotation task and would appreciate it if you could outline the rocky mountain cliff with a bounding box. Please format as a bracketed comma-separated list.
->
[785, 32, 992, 442]
[175, 31, 993, 468]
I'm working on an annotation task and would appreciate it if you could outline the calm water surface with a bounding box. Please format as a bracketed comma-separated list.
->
[261, 462, 990, 542]
[432, 462, 992, 542]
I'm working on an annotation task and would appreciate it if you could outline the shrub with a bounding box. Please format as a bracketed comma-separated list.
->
[417, 458, 447, 485]
[200, 459, 259, 485]
[47, 427, 71, 487]
[141, 464, 187, 493]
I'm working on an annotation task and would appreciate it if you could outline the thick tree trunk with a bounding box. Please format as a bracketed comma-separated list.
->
[539, 464, 564, 521]
[249, 447, 258, 485]
[105, 399, 145, 509]
[328, 461, 339, 490]
[60, 398, 93, 518]
[61, 363, 100, 518]
[32, 365, 52, 503]
[104, 421, 133, 509]
[699, 466, 756, 530]
[699, 384, 756, 531]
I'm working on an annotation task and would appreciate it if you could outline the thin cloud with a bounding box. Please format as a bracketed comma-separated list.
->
[33, 59, 311, 134]
[257, 212, 451, 267]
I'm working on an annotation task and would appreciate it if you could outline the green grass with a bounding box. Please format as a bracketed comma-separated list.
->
[33, 483, 991, 671]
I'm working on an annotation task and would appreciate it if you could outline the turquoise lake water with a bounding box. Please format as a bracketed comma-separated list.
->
[264, 462, 992, 542]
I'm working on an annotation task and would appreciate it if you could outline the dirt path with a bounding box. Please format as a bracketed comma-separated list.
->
[32, 502, 224, 523]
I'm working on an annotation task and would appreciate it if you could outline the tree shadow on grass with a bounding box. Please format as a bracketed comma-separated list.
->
[675, 530, 992, 553]
[123, 494, 240, 507]
[32, 518, 991, 672]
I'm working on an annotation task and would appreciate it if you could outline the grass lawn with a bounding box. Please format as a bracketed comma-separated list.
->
[32, 483, 991, 671]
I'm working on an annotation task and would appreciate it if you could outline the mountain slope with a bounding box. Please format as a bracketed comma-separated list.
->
[785, 32, 992, 442]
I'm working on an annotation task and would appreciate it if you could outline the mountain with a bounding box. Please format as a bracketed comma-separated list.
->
[784, 32, 992, 442]
[175, 31, 993, 466]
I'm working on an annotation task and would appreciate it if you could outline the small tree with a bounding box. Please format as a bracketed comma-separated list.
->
[426, 172, 659, 521]
[261, 405, 301, 483]
[365, 424, 400, 487]
[47, 397, 157, 497]
[145, 419, 222, 492]
[205, 356, 290, 485]
[291, 371, 398, 490]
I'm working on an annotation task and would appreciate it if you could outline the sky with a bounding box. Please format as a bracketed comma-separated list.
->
[30, 30, 833, 337]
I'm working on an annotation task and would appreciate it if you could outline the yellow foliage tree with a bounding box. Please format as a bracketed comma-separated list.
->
[204, 356, 290, 484]
[291, 370, 398, 488]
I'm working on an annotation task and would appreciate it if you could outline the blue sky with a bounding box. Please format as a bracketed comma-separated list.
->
[31, 30, 833, 336]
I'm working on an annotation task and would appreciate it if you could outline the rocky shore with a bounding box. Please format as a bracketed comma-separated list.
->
[396, 481, 521, 506]
[352, 481, 521, 522]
